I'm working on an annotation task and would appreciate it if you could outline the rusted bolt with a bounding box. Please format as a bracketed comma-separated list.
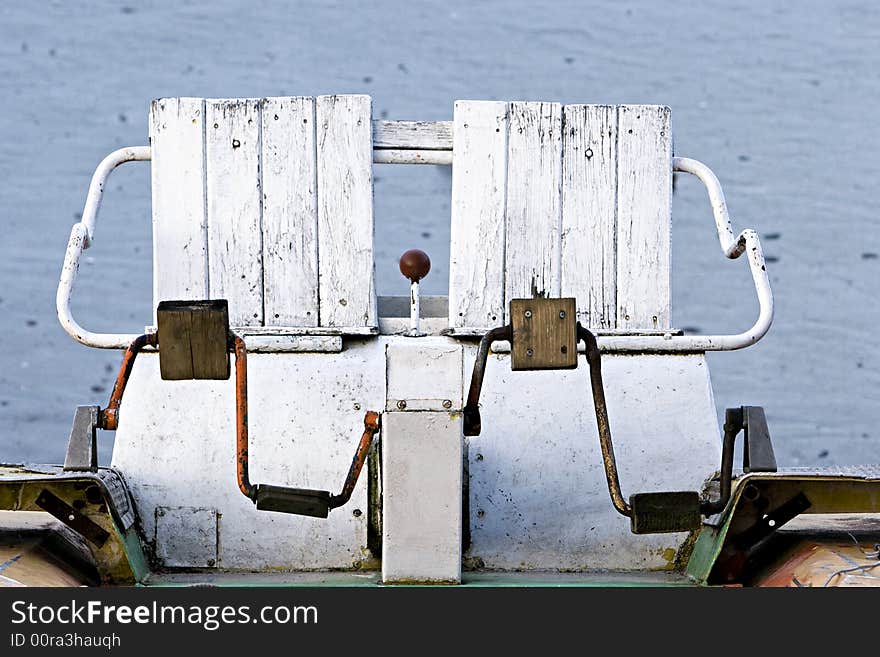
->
[397, 400, 407, 410]
[559, 310, 566, 319]
[442, 400, 453, 409]
[524, 310, 532, 319]
[526, 348, 534, 357]
[352, 508, 363, 518]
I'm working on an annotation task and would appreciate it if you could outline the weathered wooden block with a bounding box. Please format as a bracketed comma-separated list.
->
[510, 297, 577, 371]
[156, 300, 230, 380]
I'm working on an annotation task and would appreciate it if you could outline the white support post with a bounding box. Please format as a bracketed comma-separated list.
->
[382, 340, 464, 583]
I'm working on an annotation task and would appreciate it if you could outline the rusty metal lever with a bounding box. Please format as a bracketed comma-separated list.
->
[577, 323, 632, 518]
[233, 334, 381, 518]
[463, 325, 512, 436]
[67, 313, 380, 519]
[461, 301, 761, 534]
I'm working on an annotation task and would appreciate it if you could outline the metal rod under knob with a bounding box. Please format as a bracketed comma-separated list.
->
[399, 249, 430, 337]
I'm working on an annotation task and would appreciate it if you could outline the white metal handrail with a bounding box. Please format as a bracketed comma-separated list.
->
[57, 147, 151, 349]
[57, 145, 772, 352]
[598, 157, 773, 353]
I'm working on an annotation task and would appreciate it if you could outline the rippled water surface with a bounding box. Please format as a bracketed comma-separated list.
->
[0, 1, 878, 465]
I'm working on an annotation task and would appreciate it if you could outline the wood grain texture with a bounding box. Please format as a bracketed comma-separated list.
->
[561, 105, 617, 328]
[316, 95, 376, 328]
[504, 101, 563, 317]
[448, 100, 508, 330]
[616, 104, 672, 330]
[206, 99, 263, 326]
[156, 300, 229, 380]
[510, 297, 577, 370]
[372, 120, 452, 150]
[150, 98, 208, 315]
[260, 97, 319, 327]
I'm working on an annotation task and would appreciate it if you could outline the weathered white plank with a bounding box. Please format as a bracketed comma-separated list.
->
[316, 95, 376, 328]
[504, 101, 563, 315]
[260, 97, 319, 326]
[561, 105, 617, 328]
[616, 105, 671, 330]
[372, 120, 453, 150]
[150, 98, 208, 314]
[448, 101, 508, 330]
[205, 99, 263, 326]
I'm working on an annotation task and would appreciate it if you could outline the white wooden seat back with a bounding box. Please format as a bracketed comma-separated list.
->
[150, 95, 376, 332]
[450, 101, 671, 333]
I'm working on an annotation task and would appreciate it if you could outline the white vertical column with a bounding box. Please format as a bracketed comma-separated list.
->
[382, 340, 463, 584]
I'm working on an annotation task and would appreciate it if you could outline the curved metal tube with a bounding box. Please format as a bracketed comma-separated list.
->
[56, 147, 152, 349]
[463, 324, 512, 436]
[329, 411, 381, 509]
[100, 332, 158, 430]
[578, 324, 631, 517]
[233, 335, 255, 499]
[233, 333, 380, 511]
[699, 410, 738, 516]
[598, 157, 773, 353]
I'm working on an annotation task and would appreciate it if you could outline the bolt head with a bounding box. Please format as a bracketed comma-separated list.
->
[397, 400, 407, 410]
[442, 399, 452, 409]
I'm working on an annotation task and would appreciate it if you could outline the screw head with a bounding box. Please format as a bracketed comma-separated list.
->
[559, 310, 566, 319]
[442, 399, 453, 409]
[524, 310, 532, 318]
[397, 400, 407, 410]
[526, 348, 534, 357]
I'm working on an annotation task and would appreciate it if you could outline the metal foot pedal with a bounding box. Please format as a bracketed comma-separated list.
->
[630, 492, 701, 534]
[254, 485, 331, 519]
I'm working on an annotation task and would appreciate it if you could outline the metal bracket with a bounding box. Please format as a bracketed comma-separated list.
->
[742, 406, 777, 473]
[35, 488, 110, 547]
[63, 405, 100, 472]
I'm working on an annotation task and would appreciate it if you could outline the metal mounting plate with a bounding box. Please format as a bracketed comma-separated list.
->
[510, 298, 577, 371]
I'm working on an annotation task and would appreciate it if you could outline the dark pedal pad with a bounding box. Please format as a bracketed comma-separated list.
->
[462, 405, 481, 436]
[254, 485, 331, 518]
[630, 491, 702, 534]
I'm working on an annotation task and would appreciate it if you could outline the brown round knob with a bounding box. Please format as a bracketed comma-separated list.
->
[399, 249, 431, 283]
